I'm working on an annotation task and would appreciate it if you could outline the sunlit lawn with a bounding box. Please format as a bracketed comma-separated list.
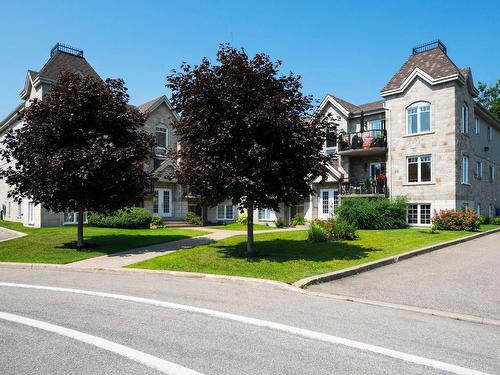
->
[130, 225, 499, 284]
[0, 220, 208, 264]
[206, 223, 280, 231]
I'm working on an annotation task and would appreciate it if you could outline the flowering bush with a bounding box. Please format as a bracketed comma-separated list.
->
[309, 218, 357, 241]
[432, 209, 480, 231]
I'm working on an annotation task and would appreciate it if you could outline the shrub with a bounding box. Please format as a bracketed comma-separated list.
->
[479, 215, 489, 224]
[307, 222, 328, 242]
[290, 215, 306, 227]
[491, 216, 500, 225]
[432, 209, 480, 231]
[236, 214, 248, 225]
[332, 219, 358, 240]
[336, 196, 407, 230]
[150, 216, 164, 228]
[185, 212, 202, 225]
[88, 207, 152, 229]
[274, 217, 285, 228]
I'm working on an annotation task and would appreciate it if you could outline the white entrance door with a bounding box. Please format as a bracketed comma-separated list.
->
[319, 189, 337, 219]
[154, 189, 172, 217]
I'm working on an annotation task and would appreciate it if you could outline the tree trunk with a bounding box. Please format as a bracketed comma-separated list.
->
[246, 203, 256, 257]
[76, 206, 85, 249]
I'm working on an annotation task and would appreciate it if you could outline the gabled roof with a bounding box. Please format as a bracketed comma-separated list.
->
[37, 50, 99, 81]
[135, 95, 180, 120]
[318, 95, 385, 118]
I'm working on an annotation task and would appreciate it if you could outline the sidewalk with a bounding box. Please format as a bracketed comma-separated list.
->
[67, 226, 302, 269]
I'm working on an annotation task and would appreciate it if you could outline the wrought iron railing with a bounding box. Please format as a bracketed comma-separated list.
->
[340, 179, 388, 196]
[412, 40, 447, 55]
[338, 129, 387, 152]
[50, 43, 84, 58]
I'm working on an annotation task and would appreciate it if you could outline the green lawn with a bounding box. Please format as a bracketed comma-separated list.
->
[206, 223, 280, 231]
[130, 225, 499, 284]
[0, 220, 208, 264]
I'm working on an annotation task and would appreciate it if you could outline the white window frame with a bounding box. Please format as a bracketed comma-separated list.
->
[476, 203, 481, 216]
[216, 204, 234, 221]
[490, 165, 495, 182]
[258, 208, 276, 221]
[406, 155, 432, 184]
[462, 155, 469, 184]
[487, 126, 493, 141]
[461, 104, 469, 133]
[476, 161, 483, 179]
[28, 202, 35, 225]
[406, 102, 431, 135]
[407, 203, 432, 225]
[63, 211, 88, 225]
[155, 125, 169, 155]
[7, 202, 11, 218]
[17, 202, 23, 219]
[324, 127, 337, 156]
[153, 188, 172, 217]
[475, 118, 480, 135]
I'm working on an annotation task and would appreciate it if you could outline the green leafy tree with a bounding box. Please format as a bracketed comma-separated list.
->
[0, 72, 154, 248]
[167, 44, 331, 256]
[477, 79, 500, 119]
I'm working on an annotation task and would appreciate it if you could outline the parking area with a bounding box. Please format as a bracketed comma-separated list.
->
[309, 231, 500, 320]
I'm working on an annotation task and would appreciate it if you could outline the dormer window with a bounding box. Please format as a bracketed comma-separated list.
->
[406, 102, 430, 135]
[155, 126, 168, 149]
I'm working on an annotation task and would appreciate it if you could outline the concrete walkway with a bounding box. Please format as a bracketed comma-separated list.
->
[68, 226, 303, 269]
[0, 227, 26, 242]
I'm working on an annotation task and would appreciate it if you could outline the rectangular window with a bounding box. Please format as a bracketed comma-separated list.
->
[17, 202, 23, 219]
[28, 202, 35, 225]
[369, 119, 383, 137]
[325, 127, 337, 149]
[476, 161, 483, 179]
[461, 104, 469, 133]
[476, 204, 481, 216]
[407, 107, 418, 134]
[7, 202, 11, 218]
[322, 191, 329, 214]
[63, 211, 88, 225]
[487, 126, 493, 141]
[216, 204, 234, 220]
[163, 190, 170, 214]
[407, 203, 431, 225]
[155, 127, 168, 149]
[258, 208, 275, 221]
[407, 155, 431, 183]
[153, 190, 159, 213]
[370, 162, 386, 178]
[419, 105, 430, 132]
[407, 204, 418, 224]
[462, 156, 469, 184]
[475, 118, 480, 135]
[490, 165, 495, 182]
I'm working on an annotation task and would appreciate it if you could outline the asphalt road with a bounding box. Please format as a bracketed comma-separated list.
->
[0, 268, 499, 374]
[309, 231, 500, 320]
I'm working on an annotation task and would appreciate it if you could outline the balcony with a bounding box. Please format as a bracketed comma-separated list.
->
[338, 129, 387, 156]
[340, 178, 389, 197]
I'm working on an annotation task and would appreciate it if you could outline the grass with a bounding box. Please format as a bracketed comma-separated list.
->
[130, 225, 500, 284]
[0, 220, 208, 264]
[206, 223, 280, 231]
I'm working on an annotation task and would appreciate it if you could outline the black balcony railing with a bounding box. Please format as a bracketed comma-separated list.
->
[339, 129, 387, 152]
[340, 179, 389, 196]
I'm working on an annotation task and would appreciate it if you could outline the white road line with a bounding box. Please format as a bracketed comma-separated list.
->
[0, 311, 204, 375]
[0, 282, 490, 375]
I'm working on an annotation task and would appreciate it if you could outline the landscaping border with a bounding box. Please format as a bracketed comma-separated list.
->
[292, 227, 500, 289]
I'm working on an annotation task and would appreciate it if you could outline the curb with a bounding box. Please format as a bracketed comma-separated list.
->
[292, 227, 500, 289]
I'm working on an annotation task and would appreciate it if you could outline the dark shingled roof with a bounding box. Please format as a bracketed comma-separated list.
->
[136, 96, 164, 113]
[382, 47, 463, 92]
[37, 50, 100, 81]
[329, 95, 385, 115]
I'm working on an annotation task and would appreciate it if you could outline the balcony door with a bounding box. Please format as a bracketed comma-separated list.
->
[154, 188, 172, 217]
[319, 189, 338, 219]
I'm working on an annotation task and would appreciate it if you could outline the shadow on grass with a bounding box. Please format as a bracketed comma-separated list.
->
[57, 233, 202, 255]
[215, 238, 382, 264]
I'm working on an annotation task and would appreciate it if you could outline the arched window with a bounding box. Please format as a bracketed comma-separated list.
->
[406, 102, 431, 135]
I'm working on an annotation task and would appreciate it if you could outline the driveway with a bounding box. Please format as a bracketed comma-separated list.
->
[309, 231, 500, 320]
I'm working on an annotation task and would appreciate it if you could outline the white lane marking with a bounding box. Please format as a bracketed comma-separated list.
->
[0, 282, 490, 375]
[0, 311, 203, 375]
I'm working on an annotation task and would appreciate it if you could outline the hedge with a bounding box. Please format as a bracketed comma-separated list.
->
[336, 196, 407, 229]
[88, 207, 152, 229]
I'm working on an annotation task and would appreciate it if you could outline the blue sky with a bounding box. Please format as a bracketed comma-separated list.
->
[1, 0, 499, 120]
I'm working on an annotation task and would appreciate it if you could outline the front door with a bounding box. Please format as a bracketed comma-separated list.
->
[319, 189, 337, 219]
[154, 188, 172, 217]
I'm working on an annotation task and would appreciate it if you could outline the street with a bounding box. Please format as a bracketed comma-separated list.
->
[0, 266, 498, 374]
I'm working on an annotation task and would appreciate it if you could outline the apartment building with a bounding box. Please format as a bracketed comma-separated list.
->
[254, 40, 500, 226]
[0, 44, 236, 227]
